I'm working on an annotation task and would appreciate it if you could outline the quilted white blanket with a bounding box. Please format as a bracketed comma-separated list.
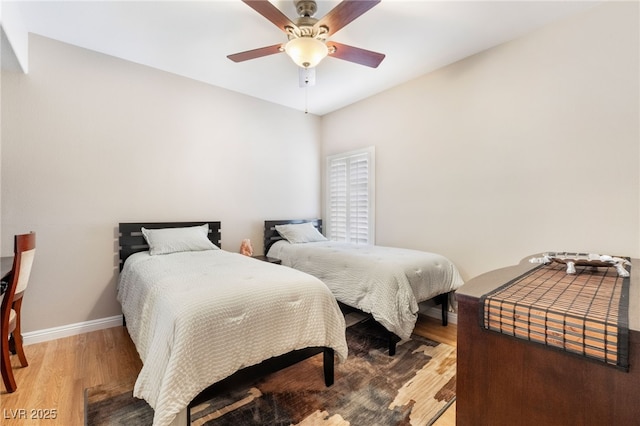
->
[267, 241, 464, 340]
[118, 250, 348, 426]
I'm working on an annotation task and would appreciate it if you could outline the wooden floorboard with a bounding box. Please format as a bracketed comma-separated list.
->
[1, 314, 457, 425]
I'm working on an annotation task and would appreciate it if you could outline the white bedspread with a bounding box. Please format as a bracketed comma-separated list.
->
[267, 241, 464, 340]
[117, 250, 348, 426]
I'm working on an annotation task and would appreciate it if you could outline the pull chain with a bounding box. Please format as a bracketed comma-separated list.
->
[304, 86, 309, 114]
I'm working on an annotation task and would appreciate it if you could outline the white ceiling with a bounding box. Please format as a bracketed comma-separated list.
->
[8, 0, 598, 115]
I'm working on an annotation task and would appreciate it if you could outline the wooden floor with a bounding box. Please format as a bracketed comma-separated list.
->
[1, 314, 457, 425]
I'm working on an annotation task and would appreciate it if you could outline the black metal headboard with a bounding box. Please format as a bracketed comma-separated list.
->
[118, 221, 222, 269]
[263, 219, 322, 254]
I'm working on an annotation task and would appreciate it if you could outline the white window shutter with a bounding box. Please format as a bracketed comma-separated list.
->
[328, 158, 347, 241]
[326, 147, 375, 244]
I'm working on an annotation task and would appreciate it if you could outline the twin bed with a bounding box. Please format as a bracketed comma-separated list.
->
[265, 219, 465, 352]
[117, 222, 348, 426]
[117, 220, 463, 426]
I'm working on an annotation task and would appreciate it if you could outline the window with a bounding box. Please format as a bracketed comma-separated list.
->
[325, 147, 375, 244]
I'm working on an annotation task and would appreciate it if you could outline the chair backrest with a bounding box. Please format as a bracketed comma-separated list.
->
[1, 233, 36, 329]
[13, 233, 36, 296]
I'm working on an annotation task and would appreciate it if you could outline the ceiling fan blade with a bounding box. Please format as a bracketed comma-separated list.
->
[315, 0, 380, 37]
[242, 0, 296, 32]
[227, 44, 284, 63]
[327, 42, 385, 68]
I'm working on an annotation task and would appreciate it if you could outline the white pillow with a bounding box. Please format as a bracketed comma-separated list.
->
[141, 224, 219, 255]
[275, 222, 327, 244]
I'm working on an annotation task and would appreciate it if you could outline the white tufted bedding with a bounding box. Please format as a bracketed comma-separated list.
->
[117, 250, 348, 426]
[267, 241, 464, 340]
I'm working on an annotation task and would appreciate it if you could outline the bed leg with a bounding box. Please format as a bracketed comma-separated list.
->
[388, 332, 400, 356]
[441, 294, 449, 326]
[323, 348, 334, 387]
[435, 292, 449, 326]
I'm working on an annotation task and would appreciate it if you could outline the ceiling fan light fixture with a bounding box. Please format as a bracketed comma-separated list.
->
[284, 37, 328, 68]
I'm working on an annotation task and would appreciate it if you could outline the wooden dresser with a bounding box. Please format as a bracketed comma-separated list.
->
[456, 255, 640, 425]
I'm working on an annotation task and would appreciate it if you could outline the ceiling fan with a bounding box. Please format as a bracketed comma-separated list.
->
[227, 0, 385, 72]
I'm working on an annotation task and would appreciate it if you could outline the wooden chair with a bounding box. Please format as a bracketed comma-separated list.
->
[1, 233, 36, 393]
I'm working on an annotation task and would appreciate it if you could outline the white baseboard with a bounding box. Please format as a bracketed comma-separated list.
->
[21, 309, 455, 347]
[421, 306, 458, 325]
[23, 315, 123, 346]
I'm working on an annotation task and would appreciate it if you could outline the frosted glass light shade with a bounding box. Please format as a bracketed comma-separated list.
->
[285, 37, 328, 68]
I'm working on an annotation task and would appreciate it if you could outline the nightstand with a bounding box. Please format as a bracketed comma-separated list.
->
[252, 255, 282, 265]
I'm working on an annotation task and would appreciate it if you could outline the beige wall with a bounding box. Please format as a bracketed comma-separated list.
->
[321, 2, 639, 280]
[1, 35, 323, 333]
[2, 2, 638, 335]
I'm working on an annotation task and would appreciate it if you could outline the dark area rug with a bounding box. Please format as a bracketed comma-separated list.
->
[85, 319, 456, 426]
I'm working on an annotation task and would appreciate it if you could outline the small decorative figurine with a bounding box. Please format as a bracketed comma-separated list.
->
[240, 239, 253, 256]
[530, 252, 630, 277]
